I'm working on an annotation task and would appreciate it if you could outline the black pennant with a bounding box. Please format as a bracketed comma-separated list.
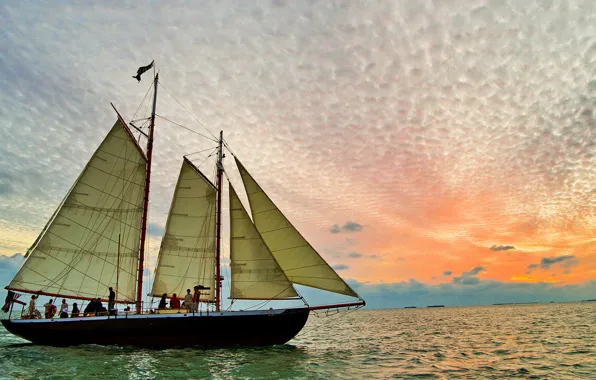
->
[133, 60, 154, 82]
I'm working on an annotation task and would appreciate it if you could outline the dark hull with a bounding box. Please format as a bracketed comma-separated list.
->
[1, 308, 309, 347]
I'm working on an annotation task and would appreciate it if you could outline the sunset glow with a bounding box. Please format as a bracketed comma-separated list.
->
[1, 0, 595, 307]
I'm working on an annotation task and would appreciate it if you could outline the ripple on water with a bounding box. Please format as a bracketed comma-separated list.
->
[0, 303, 595, 379]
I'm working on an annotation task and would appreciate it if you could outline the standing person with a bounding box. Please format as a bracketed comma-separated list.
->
[44, 299, 57, 319]
[158, 293, 167, 309]
[192, 286, 201, 312]
[183, 289, 192, 311]
[108, 287, 116, 315]
[170, 293, 180, 309]
[59, 299, 69, 318]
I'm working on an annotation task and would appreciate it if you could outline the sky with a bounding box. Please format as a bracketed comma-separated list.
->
[1, 0, 595, 309]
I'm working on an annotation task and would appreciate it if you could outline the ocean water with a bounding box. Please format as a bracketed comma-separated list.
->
[0, 303, 594, 379]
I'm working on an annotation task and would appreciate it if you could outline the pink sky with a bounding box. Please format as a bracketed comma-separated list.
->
[1, 1, 594, 306]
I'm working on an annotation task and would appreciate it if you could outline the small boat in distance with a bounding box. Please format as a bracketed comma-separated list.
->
[426, 305, 445, 308]
[1, 71, 365, 347]
[404, 306, 417, 309]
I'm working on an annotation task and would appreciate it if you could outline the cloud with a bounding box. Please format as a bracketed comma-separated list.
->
[332, 264, 349, 271]
[0, 183, 13, 196]
[490, 245, 516, 251]
[148, 223, 165, 238]
[465, 266, 486, 276]
[346, 251, 381, 260]
[528, 255, 579, 271]
[0, 253, 24, 300]
[0, 0, 595, 293]
[453, 277, 480, 285]
[443, 271, 452, 276]
[452, 266, 486, 285]
[330, 221, 363, 234]
[348, 279, 596, 308]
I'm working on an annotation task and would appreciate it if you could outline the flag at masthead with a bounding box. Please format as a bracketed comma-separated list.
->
[133, 60, 154, 82]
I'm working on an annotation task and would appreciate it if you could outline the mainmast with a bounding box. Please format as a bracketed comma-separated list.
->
[215, 130, 224, 311]
[137, 73, 158, 314]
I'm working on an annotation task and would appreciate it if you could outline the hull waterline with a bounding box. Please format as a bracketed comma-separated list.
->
[1, 308, 309, 347]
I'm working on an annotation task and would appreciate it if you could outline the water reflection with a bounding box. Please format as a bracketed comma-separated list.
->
[1, 303, 595, 379]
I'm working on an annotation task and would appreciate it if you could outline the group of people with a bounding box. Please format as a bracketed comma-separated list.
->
[31, 298, 80, 319]
[157, 286, 205, 312]
[25, 285, 207, 318]
[83, 298, 109, 316]
[25, 286, 116, 319]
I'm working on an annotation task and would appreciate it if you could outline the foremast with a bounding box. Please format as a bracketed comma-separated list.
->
[215, 131, 224, 311]
[136, 73, 159, 314]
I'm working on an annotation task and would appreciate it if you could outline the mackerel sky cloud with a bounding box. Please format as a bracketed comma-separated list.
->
[1, 0, 595, 306]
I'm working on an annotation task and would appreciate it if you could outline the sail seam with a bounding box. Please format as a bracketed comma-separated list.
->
[42, 233, 136, 277]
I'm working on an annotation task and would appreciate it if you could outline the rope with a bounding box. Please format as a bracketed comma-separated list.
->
[155, 115, 218, 142]
[131, 81, 154, 121]
[296, 304, 364, 337]
[184, 147, 220, 158]
[158, 82, 218, 141]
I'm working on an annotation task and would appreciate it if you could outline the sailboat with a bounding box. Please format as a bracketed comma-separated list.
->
[1, 72, 365, 347]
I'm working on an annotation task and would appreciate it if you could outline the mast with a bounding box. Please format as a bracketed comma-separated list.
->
[215, 130, 224, 311]
[136, 73, 158, 314]
[116, 234, 121, 304]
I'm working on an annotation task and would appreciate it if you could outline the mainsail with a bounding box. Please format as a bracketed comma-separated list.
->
[150, 158, 217, 301]
[229, 183, 298, 300]
[8, 120, 147, 302]
[235, 158, 359, 298]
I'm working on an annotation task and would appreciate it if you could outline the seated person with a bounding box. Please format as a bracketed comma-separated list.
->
[83, 298, 98, 316]
[158, 293, 167, 309]
[170, 293, 180, 309]
[71, 302, 80, 318]
[96, 299, 107, 315]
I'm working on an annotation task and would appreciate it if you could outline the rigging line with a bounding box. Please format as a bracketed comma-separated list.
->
[130, 117, 150, 124]
[157, 82, 218, 140]
[184, 147, 220, 157]
[191, 148, 218, 171]
[222, 138, 238, 158]
[22, 247, 132, 296]
[131, 81, 154, 121]
[155, 114, 218, 142]
[297, 304, 364, 337]
[234, 285, 296, 310]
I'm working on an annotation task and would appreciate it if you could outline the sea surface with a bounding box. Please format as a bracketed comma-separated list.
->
[0, 303, 594, 379]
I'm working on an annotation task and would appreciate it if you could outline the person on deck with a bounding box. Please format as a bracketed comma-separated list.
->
[44, 299, 57, 319]
[28, 295, 38, 318]
[96, 299, 107, 315]
[158, 293, 167, 309]
[108, 287, 116, 315]
[192, 286, 201, 312]
[170, 293, 180, 309]
[183, 289, 192, 311]
[59, 299, 69, 318]
[71, 302, 80, 318]
[83, 299, 96, 316]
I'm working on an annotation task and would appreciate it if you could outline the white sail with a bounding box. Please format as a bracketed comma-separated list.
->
[9, 120, 147, 302]
[235, 158, 359, 298]
[150, 159, 217, 301]
[229, 183, 298, 300]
